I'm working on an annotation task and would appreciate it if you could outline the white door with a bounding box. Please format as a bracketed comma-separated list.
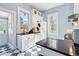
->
[0, 11, 8, 46]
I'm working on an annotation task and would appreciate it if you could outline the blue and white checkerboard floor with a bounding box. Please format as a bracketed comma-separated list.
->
[0, 45, 41, 56]
[0, 45, 23, 56]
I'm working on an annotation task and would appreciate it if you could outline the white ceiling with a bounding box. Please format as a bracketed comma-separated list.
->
[27, 3, 65, 11]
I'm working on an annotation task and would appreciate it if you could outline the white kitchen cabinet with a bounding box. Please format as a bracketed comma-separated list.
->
[28, 34, 35, 48]
[35, 33, 42, 43]
[34, 21, 47, 42]
[31, 9, 43, 28]
[17, 33, 44, 52]
[17, 35, 29, 52]
[17, 34, 35, 52]
[41, 21, 47, 40]
[32, 9, 47, 41]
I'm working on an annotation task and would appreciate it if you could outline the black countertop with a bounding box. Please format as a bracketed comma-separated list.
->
[36, 39, 79, 56]
[16, 32, 40, 35]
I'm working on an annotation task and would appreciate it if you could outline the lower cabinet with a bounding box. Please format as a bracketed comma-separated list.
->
[17, 33, 42, 52]
[35, 33, 42, 43]
[17, 34, 35, 52]
[37, 45, 65, 56]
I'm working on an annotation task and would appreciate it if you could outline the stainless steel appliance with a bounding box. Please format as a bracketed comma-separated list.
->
[73, 29, 79, 44]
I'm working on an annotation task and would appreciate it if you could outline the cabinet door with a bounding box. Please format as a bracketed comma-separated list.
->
[22, 35, 29, 51]
[28, 34, 35, 48]
[35, 34, 42, 43]
[35, 34, 37, 43]
[41, 22, 47, 40]
[17, 35, 22, 51]
[32, 15, 38, 27]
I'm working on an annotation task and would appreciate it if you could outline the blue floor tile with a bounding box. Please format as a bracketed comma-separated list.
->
[6, 50, 15, 53]
[10, 53, 19, 56]
[0, 51, 3, 53]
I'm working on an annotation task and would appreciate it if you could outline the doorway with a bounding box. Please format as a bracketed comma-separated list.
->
[0, 11, 9, 46]
[0, 8, 16, 48]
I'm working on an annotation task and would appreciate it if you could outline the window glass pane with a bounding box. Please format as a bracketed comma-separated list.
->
[19, 11, 29, 22]
[0, 22, 4, 34]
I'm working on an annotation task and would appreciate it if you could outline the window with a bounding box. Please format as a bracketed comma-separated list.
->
[48, 12, 58, 34]
[17, 7, 30, 32]
[0, 19, 7, 34]
[19, 11, 29, 22]
[0, 23, 4, 34]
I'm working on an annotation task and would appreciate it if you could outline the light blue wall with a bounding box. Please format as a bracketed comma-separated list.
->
[42, 3, 74, 39]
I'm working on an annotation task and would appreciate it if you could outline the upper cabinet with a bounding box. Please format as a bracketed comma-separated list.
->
[16, 7, 30, 33]
[32, 9, 42, 16]
[31, 9, 43, 32]
[68, 14, 79, 26]
[69, 4, 79, 27]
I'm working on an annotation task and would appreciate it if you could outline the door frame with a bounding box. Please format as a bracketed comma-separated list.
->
[0, 7, 16, 48]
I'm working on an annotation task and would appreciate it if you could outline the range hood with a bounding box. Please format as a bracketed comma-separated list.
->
[68, 14, 79, 22]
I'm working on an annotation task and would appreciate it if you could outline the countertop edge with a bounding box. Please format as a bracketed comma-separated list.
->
[36, 43, 71, 56]
[16, 32, 40, 35]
